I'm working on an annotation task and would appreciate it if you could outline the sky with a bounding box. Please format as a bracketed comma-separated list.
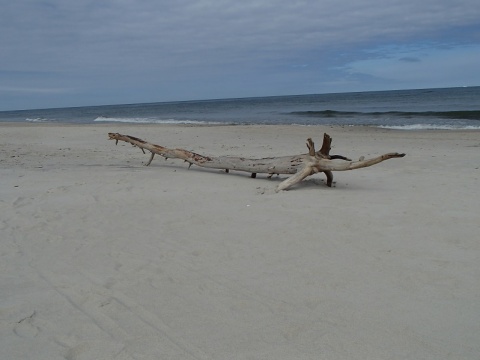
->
[1, 0, 479, 111]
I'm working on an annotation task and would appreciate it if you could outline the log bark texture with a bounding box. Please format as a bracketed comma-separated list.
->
[108, 132, 405, 191]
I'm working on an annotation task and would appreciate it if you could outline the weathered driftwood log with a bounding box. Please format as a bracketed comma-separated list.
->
[108, 132, 405, 191]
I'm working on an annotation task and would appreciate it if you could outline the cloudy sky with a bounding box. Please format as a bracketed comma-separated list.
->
[1, 0, 479, 110]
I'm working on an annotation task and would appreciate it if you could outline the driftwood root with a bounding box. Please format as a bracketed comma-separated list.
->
[108, 132, 405, 191]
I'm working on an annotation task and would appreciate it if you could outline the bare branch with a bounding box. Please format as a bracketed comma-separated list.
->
[108, 132, 405, 191]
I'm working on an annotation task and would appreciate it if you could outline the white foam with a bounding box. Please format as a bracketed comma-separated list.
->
[93, 116, 218, 125]
[378, 124, 480, 130]
[25, 117, 48, 122]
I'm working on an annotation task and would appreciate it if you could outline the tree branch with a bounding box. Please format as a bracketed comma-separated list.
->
[108, 132, 405, 191]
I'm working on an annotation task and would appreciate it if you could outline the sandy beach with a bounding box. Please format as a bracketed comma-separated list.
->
[1, 123, 479, 359]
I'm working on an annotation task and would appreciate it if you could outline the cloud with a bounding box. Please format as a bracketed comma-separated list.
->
[0, 85, 74, 94]
[345, 44, 480, 87]
[1, 0, 480, 109]
[3, 0, 480, 69]
[399, 57, 421, 62]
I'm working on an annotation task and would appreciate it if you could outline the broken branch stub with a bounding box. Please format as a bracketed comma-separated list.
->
[108, 132, 405, 191]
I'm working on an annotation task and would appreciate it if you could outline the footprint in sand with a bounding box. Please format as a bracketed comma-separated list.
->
[64, 343, 90, 360]
[12, 196, 29, 208]
[13, 311, 39, 338]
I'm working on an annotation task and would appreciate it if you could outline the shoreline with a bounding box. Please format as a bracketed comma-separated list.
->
[1, 123, 479, 359]
[2, 120, 480, 130]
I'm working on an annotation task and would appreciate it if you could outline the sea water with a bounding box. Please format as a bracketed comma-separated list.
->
[1, 86, 479, 129]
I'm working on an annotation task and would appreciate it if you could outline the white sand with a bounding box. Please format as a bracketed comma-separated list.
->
[1, 123, 479, 359]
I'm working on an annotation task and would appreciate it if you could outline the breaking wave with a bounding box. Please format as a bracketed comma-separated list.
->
[290, 110, 480, 121]
[25, 117, 50, 122]
[93, 116, 222, 125]
[378, 124, 480, 130]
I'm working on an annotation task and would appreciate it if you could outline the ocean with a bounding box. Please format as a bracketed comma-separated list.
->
[1, 86, 480, 130]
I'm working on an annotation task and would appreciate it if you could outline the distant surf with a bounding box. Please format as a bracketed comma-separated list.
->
[378, 124, 480, 130]
[93, 116, 220, 125]
[3, 86, 480, 129]
[289, 110, 480, 121]
[25, 117, 50, 122]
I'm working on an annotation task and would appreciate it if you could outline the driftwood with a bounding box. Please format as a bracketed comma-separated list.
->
[108, 132, 405, 191]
